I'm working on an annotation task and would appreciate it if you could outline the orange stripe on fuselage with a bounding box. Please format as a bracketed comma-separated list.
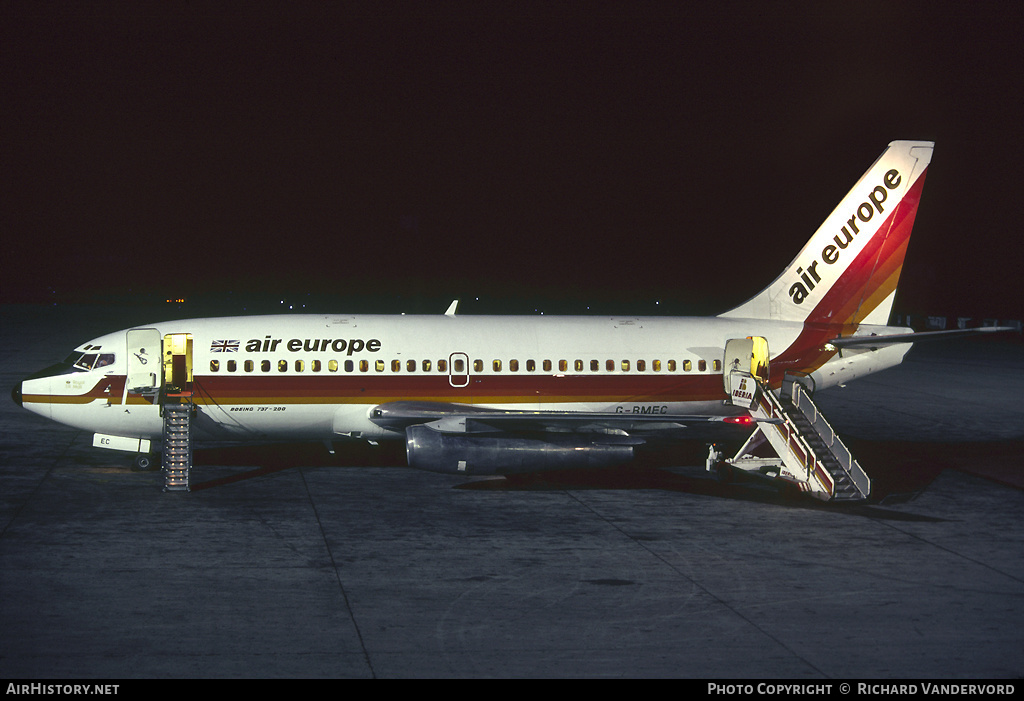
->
[25, 372, 731, 407]
[190, 372, 728, 405]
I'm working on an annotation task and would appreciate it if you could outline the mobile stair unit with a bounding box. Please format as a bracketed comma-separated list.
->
[161, 332, 194, 492]
[162, 398, 193, 492]
[714, 338, 870, 502]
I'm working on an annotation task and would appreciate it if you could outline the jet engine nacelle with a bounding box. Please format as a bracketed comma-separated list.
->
[405, 424, 634, 475]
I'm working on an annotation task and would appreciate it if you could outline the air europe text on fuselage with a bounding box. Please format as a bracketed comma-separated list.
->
[245, 336, 382, 355]
[789, 168, 903, 305]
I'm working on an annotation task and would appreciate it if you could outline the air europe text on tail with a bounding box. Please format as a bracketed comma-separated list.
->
[788, 167, 903, 305]
[721, 141, 933, 325]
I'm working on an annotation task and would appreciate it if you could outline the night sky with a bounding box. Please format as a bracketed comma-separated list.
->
[3, 4, 1023, 319]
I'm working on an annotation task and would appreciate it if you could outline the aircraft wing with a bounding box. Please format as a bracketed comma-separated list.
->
[369, 400, 772, 444]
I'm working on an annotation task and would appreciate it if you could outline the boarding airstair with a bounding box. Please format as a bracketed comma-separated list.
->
[162, 399, 193, 492]
[160, 332, 194, 492]
[714, 338, 870, 502]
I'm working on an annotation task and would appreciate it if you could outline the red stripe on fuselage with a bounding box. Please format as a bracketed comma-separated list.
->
[191, 372, 728, 405]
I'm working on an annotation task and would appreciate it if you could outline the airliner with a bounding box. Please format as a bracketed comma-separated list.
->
[15, 141, 973, 490]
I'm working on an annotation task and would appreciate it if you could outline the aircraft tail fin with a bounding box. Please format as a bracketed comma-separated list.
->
[720, 141, 934, 325]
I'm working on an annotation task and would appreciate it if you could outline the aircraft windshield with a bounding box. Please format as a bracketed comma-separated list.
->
[65, 352, 115, 371]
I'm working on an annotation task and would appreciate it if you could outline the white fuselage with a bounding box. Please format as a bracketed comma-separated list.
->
[17, 313, 912, 446]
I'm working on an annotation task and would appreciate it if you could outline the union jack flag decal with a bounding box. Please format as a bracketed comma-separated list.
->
[210, 340, 240, 353]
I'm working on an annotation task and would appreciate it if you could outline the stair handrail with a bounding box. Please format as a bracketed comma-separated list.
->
[785, 377, 870, 498]
[751, 377, 831, 491]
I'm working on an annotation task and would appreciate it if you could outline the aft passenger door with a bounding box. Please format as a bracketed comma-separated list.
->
[750, 336, 769, 382]
[723, 336, 769, 396]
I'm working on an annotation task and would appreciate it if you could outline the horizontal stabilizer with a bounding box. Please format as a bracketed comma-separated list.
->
[828, 326, 1016, 349]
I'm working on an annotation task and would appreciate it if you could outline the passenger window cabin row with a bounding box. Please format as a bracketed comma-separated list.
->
[208, 357, 723, 374]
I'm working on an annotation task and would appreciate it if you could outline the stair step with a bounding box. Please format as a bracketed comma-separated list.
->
[162, 400, 192, 493]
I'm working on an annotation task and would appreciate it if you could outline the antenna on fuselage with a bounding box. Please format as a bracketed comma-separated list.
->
[445, 299, 459, 316]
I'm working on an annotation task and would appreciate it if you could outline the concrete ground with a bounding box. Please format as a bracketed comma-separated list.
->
[1, 304, 1022, 678]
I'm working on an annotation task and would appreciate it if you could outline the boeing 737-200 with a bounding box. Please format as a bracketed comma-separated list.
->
[17, 141, 995, 500]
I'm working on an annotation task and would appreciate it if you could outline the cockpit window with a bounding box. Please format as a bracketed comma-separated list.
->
[67, 352, 115, 371]
[73, 354, 96, 370]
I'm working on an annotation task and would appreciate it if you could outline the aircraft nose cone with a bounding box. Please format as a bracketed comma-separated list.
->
[11, 381, 22, 407]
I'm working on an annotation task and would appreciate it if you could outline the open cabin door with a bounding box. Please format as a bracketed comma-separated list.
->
[163, 333, 193, 396]
[126, 328, 162, 393]
[723, 336, 769, 398]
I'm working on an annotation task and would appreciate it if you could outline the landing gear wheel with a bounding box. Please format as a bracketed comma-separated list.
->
[132, 453, 158, 471]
